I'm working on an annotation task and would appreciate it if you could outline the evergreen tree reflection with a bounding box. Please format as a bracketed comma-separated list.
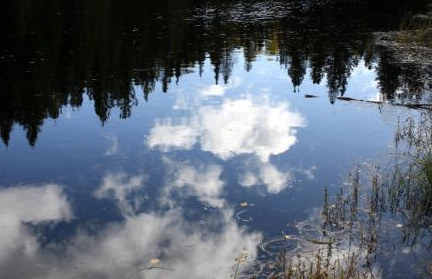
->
[0, 0, 429, 145]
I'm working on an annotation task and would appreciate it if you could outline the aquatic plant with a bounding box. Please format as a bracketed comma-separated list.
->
[252, 114, 432, 278]
[389, 113, 432, 239]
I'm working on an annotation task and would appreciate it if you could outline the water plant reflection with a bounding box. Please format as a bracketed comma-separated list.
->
[262, 113, 432, 278]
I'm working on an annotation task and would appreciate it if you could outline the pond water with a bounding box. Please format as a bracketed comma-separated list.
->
[0, 0, 431, 278]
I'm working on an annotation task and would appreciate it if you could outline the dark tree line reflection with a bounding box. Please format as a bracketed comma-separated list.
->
[0, 0, 430, 146]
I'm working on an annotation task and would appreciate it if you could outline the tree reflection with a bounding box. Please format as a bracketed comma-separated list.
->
[0, 0, 430, 145]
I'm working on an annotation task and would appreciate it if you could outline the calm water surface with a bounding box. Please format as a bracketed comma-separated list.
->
[0, 0, 431, 278]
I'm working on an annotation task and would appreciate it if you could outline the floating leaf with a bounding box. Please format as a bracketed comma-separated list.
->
[150, 258, 160, 265]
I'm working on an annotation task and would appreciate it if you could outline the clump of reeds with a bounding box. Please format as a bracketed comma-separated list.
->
[265, 247, 371, 279]
[388, 113, 432, 237]
[322, 169, 361, 234]
[240, 114, 432, 279]
[263, 169, 376, 279]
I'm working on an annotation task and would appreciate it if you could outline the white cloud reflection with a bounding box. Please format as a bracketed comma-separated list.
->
[0, 180, 262, 279]
[105, 135, 119, 156]
[199, 84, 227, 96]
[147, 120, 199, 152]
[94, 173, 146, 215]
[60, 210, 261, 279]
[0, 184, 72, 262]
[238, 161, 291, 194]
[163, 158, 225, 207]
[146, 97, 306, 163]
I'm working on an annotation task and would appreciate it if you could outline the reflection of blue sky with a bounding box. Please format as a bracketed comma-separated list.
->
[0, 51, 408, 278]
[346, 64, 380, 101]
[0, 52, 398, 207]
[145, 67, 307, 194]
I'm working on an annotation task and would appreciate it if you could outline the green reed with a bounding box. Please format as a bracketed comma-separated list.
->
[237, 114, 432, 279]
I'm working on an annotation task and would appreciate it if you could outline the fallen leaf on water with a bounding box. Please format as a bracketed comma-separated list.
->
[150, 259, 160, 265]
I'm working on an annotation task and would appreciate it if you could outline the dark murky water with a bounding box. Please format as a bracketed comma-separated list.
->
[0, 0, 431, 278]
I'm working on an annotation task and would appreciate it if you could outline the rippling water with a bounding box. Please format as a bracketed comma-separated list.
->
[0, 0, 431, 278]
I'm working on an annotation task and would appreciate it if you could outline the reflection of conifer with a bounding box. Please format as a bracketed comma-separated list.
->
[288, 53, 307, 91]
[0, 0, 430, 145]
[376, 49, 400, 100]
[310, 54, 326, 85]
[325, 48, 353, 101]
[0, 120, 12, 146]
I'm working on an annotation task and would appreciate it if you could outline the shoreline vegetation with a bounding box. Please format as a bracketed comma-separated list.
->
[250, 19, 432, 278]
[373, 12, 432, 108]
[375, 11, 432, 64]
[234, 113, 432, 278]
